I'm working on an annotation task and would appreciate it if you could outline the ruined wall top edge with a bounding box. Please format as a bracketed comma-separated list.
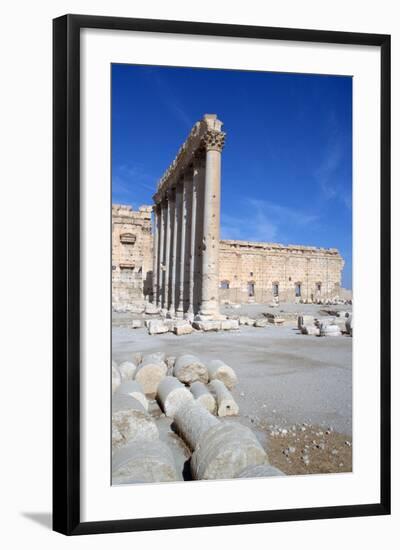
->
[220, 239, 342, 257]
[153, 114, 225, 203]
[112, 204, 153, 220]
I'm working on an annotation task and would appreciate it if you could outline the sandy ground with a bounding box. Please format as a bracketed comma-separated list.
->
[112, 303, 352, 476]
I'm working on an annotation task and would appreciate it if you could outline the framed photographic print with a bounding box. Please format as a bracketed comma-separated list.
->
[53, 14, 391, 535]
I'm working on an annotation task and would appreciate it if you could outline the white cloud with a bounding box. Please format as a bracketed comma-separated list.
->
[314, 142, 352, 210]
[221, 198, 318, 243]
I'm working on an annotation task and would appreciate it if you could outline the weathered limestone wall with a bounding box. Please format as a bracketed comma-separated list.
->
[112, 204, 153, 306]
[112, 216, 344, 305]
[219, 240, 344, 303]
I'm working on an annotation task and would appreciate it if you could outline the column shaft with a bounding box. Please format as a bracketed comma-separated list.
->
[194, 155, 205, 314]
[169, 186, 179, 314]
[190, 155, 204, 314]
[156, 205, 164, 307]
[183, 168, 193, 314]
[164, 193, 173, 311]
[152, 206, 159, 304]
[177, 173, 190, 316]
[200, 148, 222, 317]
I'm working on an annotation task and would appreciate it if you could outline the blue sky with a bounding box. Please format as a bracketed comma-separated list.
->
[112, 65, 352, 288]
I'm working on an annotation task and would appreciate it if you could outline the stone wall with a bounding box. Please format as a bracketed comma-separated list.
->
[219, 240, 344, 303]
[112, 204, 153, 307]
[112, 205, 345, 306]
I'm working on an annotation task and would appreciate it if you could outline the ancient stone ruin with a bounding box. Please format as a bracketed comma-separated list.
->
[152, 114, 225, 319]
[112, 204, 153, 307]
[112, 114, 349, 309]
[112, 352, 283, 483]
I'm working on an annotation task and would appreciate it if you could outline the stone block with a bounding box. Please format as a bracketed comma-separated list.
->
[239, 316, 255, 326]
[112, 440, 181, 484]
[190, 381, 216, 413]
[135, 354, 167, 395]
[220, 319, 239, 330]
[115, 380, 148, 410]
[147, 320, 169, 335]
[297, 315, 315, 329]
[209, 379, 239, 416]
[192, 320, 221, 331]
[173, 322, 193, 336]
[301, 325, 320, 336]
[207, 359, 238, 390]
[145, 303, 160, 315]
[118, 360, 137, 381]
[174, 354, 208, 384]
[157, 376, 194, 418]
[254, 319, 269, 328]
[270, 317, 285, 326]
[112, 394, 158, 450]
[131, 319, 143, 329]
[320, 324, 341, 336]
[191, 422, 267, 480]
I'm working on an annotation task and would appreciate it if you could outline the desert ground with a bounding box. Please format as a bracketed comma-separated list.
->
[112, 302, 352, 478]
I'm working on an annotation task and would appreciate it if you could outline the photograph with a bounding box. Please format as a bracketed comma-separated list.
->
[110, 64, 353, 485]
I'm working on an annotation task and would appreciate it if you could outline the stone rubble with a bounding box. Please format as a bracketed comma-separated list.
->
[209, 379, 239, 417]
[135, 354, 168, 396]
[189, 381, 216, 413]
[111, 350, 288, 483]
[207, 359, 238, 390]
[115, 380, 149, 411]
[118, 360, 137, 381]
[173, 354, 208, 385]
[157, 376, 194, 418]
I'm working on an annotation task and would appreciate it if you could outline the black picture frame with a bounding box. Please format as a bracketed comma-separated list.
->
[53, 14, 391, 536]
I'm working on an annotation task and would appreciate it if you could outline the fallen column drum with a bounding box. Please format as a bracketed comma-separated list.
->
[157, 376, 194, 418]
[174, 401, 267, 480]
[112, 439, 181, 484]
[112, 394, 158, 450]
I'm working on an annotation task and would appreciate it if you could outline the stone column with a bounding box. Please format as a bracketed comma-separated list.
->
[157, 202, 165, 308]
[170, 184, 181, 315]
[183, 170, 193, 316]
[189, 153, 204, 315]
[152, 205, 159, 305]
[177, 170, 190, 317]
[194, 151, 206, 314]
[199, 129, 225, 318]
[164, 190, 174, 312]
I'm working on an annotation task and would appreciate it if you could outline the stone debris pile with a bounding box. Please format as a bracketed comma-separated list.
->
[111, 352, 284, 484]
[143, 314, 240, 336]
[297, 312, 353, 337]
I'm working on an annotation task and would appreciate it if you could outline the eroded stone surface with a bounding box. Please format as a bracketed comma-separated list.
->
[191, 422, 267, 480]
[115, 380, 148, 410]
[207, 359, 237, 390]
[190, 381, 216, 413]
[135, 354, 167, 395]
[112, 440, 181, 484]
[174, 354, 208, 384]
[157, 376, 194, 418]
[209, 379, 239, 416]
[112, 394, 158, 450]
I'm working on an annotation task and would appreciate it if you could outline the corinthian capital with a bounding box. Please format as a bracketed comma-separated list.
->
[202, 129, 226, 153]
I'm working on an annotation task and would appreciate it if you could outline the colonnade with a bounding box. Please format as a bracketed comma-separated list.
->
[152, 114, 225, 318]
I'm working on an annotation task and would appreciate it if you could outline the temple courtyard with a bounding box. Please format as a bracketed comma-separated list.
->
[112, 302, 352, 477]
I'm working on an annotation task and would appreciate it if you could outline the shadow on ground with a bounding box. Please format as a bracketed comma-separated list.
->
[22, 512, 52, 530]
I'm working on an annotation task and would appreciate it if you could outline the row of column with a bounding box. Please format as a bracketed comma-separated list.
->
[152, 139, 223, 318]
